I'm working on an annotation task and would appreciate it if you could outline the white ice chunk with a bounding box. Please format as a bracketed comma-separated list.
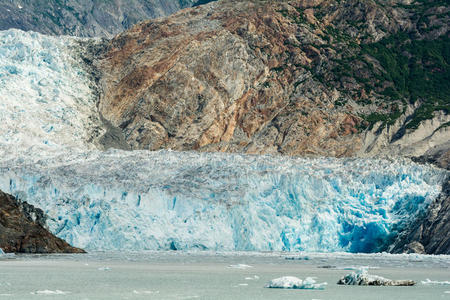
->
[133, 290, 159, 295]
[265, 276, 327, 289]
[228, 264, 253, 269]
[421, 279, 450, 285]
[32, 290, 70, 295]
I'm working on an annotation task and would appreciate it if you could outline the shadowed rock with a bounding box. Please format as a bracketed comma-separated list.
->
[0, 190, 85, 254]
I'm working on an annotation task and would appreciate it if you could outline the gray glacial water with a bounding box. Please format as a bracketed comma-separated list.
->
[0, 252, 449, 299]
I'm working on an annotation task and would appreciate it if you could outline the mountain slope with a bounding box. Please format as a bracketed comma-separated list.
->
[95, 0, 449, 157]
[0, 0, 197, 38]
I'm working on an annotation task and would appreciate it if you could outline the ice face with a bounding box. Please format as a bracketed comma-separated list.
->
[0, 29, 102, 153]
[0, 150, 446, 252]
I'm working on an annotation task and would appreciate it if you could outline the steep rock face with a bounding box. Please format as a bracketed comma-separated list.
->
[0, 190, 85, 253]
[0, 0, 197, 38]
[96, 0, 449, 157]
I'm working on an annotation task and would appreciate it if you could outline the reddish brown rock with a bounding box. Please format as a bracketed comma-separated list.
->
[93, 0, 448, 159]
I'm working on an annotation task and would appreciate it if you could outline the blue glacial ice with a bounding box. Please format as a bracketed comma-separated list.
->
[0, 150, 446, 252]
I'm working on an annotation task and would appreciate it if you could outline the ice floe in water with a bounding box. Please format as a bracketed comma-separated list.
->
[337, 267, 415, 286]
[421, 279, 450, 285]
[228, 264, 253, 269]
[31, 290, 70, 295]
[133, 290, 159, 295]
[265, 276, 327, 289]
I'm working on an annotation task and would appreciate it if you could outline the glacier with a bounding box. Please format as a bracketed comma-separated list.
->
[0, 150, 446, 252]
[0, 29, 102, 152]
[0, 29, 448, 253]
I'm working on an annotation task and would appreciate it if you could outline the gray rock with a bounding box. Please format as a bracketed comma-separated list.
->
[0, 0, 198, 38]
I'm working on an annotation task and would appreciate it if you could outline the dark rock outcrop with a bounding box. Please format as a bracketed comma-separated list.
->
[0, 190, 85, 254]
[0, 0, 197, 38]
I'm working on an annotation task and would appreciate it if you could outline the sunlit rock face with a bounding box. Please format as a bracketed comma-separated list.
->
[96, 0, 449, 158]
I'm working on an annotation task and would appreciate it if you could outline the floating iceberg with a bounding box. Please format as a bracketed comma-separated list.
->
[421, 279, 450, 285]
[337, 267, 415, 286]
[31, 290, 70, 295]
[265, 276, 327, 289]
[228, 264, 253, 270]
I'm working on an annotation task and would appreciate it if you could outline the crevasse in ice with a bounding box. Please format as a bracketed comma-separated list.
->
[0, 29, 447, 253]
[0, 150, 446, 252]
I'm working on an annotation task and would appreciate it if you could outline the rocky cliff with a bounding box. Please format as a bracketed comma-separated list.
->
[95, 0, 449, 158]
[0, 190, 85, 253]
[0, 0, 198, 38]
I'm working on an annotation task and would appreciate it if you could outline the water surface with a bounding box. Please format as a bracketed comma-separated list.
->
[1, 252, 449, 299]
